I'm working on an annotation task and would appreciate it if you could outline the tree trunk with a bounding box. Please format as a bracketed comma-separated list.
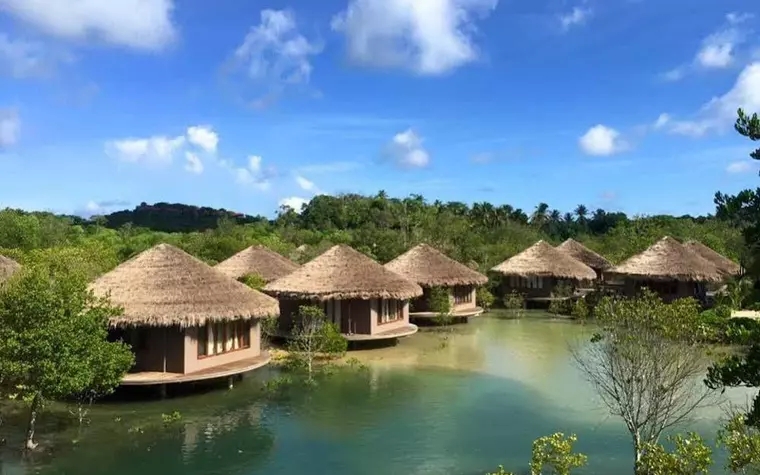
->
[632, 434, 644, 475]
[24, 393, 41, 451]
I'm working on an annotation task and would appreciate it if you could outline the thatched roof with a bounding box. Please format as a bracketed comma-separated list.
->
[490, 240, 597, 280]
[214, 245, 300, 282]
[556, 238, 613, 271]
[384, 244, 488, 287]
[607, 236, 723, 282]
[0, 255, 20, 282]
[683, 240, 741, 277]
[89, 244, 279, 328]
[264, 244, 423, 301]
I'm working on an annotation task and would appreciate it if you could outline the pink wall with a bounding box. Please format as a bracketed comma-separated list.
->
[184, 320, 262, 373]
[450, 285, 478, 311]
[369, 299, 410, 334]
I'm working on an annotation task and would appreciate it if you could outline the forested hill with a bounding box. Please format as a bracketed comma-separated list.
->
[100, 202, 266, 232]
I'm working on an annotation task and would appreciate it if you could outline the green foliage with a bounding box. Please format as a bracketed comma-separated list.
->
[0, 262, 134, 449]
[548, 299, 572, 316]
[486, 465, 514, 475]
[476, 286, 495, 311]
[427, 287, 451, 315]
[736, 108, 760, 161]
[286, 305, 347, 382]
[259, 315, 280, 348]
[529, 433, 587, 475]
[716, 278, 755, 311]
[503, 290, 526, 318]
[718, 414, 760, 473]
[570, 298, 590, 321]
[161, 411, 182, 424]
[238, 273, 267, 290]
[706, 344, 760, 427]
[639, 433, 712, 475]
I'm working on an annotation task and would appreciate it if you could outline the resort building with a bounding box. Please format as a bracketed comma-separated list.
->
[555, 238, 612, 281]
[89, 243, 278, 387]
[384, 244, 488, 320]
[490, 240, 597, 303]
[683, 240, 741, 279]
[0, 255, 20, 283]
[606, 236, 722, 303]
[263, 244, 423, 343]
[215, 245, 300, 283]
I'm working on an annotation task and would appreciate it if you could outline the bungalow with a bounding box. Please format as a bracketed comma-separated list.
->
[555, 238, 612, 281]
[89, 243, 279, 388]
[263, 244, 423, 344]
[490, 240, 596, 303]
[606, 236, 723, 303]
[215, 245, 300, 283]
[683, 240, 741, 279]
[384, 244, 488, 320]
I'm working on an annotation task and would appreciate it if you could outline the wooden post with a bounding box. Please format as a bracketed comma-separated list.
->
[228, 376, 234, 390]
[159, 384, 167, 399]
[162, 327, 167, 373]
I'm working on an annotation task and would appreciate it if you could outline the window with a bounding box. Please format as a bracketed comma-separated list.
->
[453, 286, 472, 304]
[197, 320, 251, 359]
[378, 299, 402, 324]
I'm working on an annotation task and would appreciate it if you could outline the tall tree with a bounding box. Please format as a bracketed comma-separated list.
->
[736, 108, 760, 161]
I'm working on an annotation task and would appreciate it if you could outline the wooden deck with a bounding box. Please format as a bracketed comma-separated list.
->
[343, 324, 419, 341]
[121, 353, 271, 386]
[409, 306, 484, 319]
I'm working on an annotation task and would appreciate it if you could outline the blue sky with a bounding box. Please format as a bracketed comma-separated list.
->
[0, 0, 759, 219]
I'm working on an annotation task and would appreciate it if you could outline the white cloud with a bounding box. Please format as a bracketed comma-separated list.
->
[726, 161, 755, 174]
[662, 62, 760, 137]
[0, 0, 177, 50]
[578, 125, 628, 156]
[106, 135, 185, 166]
[662, 13, 753, 81]
[0, 33, 73, 79]
[184, 151, 203, 174]
[331, 0, 497, 75]
[186, 125, 218, 154]
[653, 113, 671, 129]
[296, 161, 361, 174]
[295, 175, 317, 192]
[234, 155, 272, 190]
[278, 196, 308, 212]
[231, 9, 321, 103]
[386, 129, 431, 167]
[559, 6, 592, 31]
[0, 109, 20, 148]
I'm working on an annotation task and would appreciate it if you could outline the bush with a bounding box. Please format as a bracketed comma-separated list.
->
[548, 298, 573, 316]
[571, 298, 590, 321]
[503, 290, 525, 318]
[428, 287, 451, 314]
[238, 273, 267, 290]
[477, 286, 495, 311]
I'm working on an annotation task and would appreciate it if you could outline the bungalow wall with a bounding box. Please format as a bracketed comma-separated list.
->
[623, 279, 705, 304]
[115, 326, 185, 374]
[278, 297, 409, 336]
[411, 285, 477, 313]
[500, 275, 577, 299]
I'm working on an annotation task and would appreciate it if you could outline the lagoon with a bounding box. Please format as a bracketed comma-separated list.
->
[0, 313, 754, 475]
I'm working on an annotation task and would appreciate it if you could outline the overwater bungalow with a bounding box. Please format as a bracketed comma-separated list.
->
[263, 244, 423, 343]
[89, 243, 278, 388]
[490, 240, 596, 304]
[555, 238, 612, 281]
[215, 245, 300, 283]
[605, 236, 723, 303]
[384, 244, 488, 320]
[683, 240, 741, 278]
[0, 255, 20, 283]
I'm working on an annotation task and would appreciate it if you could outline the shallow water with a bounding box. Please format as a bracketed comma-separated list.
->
[0, 312, 754, 475]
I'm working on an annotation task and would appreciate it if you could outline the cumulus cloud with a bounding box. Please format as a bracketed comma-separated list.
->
[278, 196, 309, 213]
[0, 0, 177, 50]
[658, 62, 760, 137]
[331, 0, 497, 75]
[385, 129, 430, 168]
[0, 109, 20, 148]
[184, 151, 203, 174]
[559, 6, 592, 31]
[662, 13, 753, 81]
[106, 135, 185, 166]
[579, 125, 628, 156]
[186, 125, 218, 154]
[229, 9, 322, 105]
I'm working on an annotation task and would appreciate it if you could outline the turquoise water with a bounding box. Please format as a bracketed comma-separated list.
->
[0, 313, 754, 475]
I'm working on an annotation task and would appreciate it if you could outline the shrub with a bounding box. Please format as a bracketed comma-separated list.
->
[238, 273, 267, 290]
[477, 286, 495, 311]
[571, 298, 590, 321]
[428, 287, 451, 315]
[503, 290, 525, 318]
[548, 299, 573, 316]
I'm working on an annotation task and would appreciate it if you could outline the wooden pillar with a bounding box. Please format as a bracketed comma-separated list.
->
[228, 376, 234, 390]
[162, 327, 167, 373]
[159, 384, 167, 399]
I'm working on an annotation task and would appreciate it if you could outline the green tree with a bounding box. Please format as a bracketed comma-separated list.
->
[0, 263, 134, 450]
[736, 108, 760, 161]
[238, 273, 267, 290]
[476, 286, 495, 311]
[529, 433, 588, 475]
[638, 433, 713, 475]
[572, 291, 715, 473]
[287, 305, 347, 383]
[718, 414, 760, 473]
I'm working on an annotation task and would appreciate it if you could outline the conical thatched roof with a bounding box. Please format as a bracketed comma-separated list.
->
[89, 244, 279, 328]
[490, 240, 597, 280]
[264, 244, 423, 301]
[215, 245, 300, 282]
[384, 244, 488, 287]
[556, 238, 612, 271]
[607, 236, 722, 282]
[683, 240, 741, 277]
[0, 255, 20, 282]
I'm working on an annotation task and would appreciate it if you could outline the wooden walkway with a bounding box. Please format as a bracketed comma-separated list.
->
[410, 307, 484, 319]
[121, 353, 271, 386]
[343, 324, 419, 341]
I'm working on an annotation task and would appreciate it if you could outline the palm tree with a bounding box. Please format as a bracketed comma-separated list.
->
[530, 202, 550, 227]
